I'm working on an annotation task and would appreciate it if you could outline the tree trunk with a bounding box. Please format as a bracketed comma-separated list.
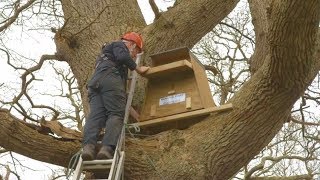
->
[0, 1, 319, 179]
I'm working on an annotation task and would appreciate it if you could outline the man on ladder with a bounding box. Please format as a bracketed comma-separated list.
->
[82, 32, 149, 161]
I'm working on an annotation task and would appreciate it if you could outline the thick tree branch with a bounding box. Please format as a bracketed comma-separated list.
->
[0, 108, 80, 167]
[267, 1, 320, 89]
[204, 1, 320, 179]
[144, 0, 240, 53]
[247, 0, 271, 74]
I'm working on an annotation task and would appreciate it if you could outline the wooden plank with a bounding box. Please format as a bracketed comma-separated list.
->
[132, 103, 232, 128]
[150, 47, 190, 66]
[190, 53, 216, 107]
[144, 60, 193, 78]
[140, 74, 203, 121]
[168, 90, 175, 95]
[186, 97, 192, 109]
[150, 104, 156, 117]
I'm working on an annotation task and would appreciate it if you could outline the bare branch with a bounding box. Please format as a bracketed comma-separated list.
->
[290, 117, 320, 126]
[0, 0, 37, 32]
[0, 48, 10, 62]
[219, 22, 255, 44]
[249, 174, 313, 180]
[8, 152, 21, 180]
[204, 65, 219, 75]
[0, 53, 67, 125]
[5, 165, 10, 180]
[49, 64, 84, 130]
[149, 0, 161, 20]
[299, 96, 307, 137]
[245, 155, 316, 179]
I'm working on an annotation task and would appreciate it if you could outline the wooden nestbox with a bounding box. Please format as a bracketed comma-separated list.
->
[140, 47, 215, 119]
[133, 47, 232, 131]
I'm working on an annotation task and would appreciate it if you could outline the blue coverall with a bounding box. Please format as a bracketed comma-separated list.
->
[83, 41, 137, 149]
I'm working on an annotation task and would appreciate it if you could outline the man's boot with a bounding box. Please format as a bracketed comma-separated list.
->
[82, 144, 95, 161]
[96, 145, 114, 159]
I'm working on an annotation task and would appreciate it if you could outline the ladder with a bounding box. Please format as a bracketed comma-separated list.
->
[72, 53, 142, 180]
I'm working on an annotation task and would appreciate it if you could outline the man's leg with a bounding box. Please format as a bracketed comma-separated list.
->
[97, 78, 126, 159]
[103, 114, 124, 148]
[82, 88, 107, 160]
[96, 114, 124, 159]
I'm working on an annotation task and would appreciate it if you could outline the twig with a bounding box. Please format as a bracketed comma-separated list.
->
[204, 65, 219, 75]
[149, 0, 160, 20]
[0, 0, 37, 32]
[219, 22, 255, 44]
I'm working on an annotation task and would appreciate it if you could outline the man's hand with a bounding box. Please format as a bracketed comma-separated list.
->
[129, 106, 140, 122]
[136, 66, 150, 74]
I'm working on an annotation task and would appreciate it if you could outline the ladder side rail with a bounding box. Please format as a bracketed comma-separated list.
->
[72, 156, 84, 180]
[114, 53, 141, 155]
[120, 53, 141, 150]
[107, 150, 120, 180]
[123, 53, 141, 125]
[114, 152, 125, 180]
[115, 128, 125, 156]
[113, 69, 136, 158]
[114, 53, 141, 156]
[108, 53, 143, 180]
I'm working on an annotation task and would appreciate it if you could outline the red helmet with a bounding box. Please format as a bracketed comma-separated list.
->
[121, 32, 143, 50]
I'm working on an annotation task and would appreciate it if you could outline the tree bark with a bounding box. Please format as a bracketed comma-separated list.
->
[247, 0, 271, 74]
[0, 0, 319, 179]
[249, 175, 312, 180]
[0, 109, 80, 166]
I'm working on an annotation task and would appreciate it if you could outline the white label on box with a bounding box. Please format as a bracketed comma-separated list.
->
[159, 93, 186, 106]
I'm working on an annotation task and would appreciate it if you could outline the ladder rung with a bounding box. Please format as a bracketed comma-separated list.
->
[83, 164, 111, 170]
[83, 159, 113, 165]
